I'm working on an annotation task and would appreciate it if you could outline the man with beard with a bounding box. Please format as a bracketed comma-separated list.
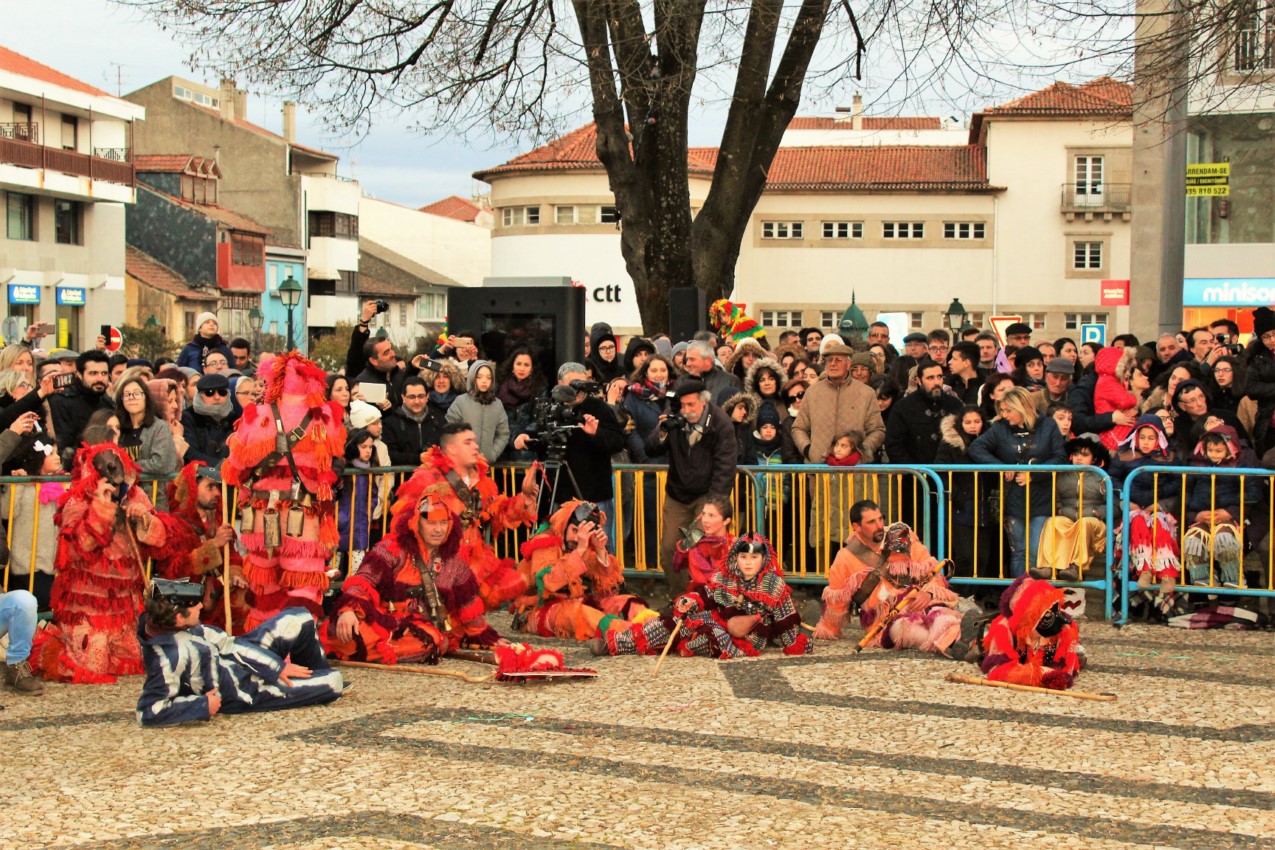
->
[884, 362, 963, 464]
[382, 376, 440, 466]
[813, 500, 889, 640]
[181, 373, 235, 466]
[48, 350, 114, 454]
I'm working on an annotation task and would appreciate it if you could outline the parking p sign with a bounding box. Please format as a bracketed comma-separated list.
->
[1081, 323, 1106, 346]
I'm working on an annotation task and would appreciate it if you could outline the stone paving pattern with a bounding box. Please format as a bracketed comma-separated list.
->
[2, 613, 1272, 850]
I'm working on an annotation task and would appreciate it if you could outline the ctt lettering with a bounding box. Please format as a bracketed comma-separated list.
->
[591, 285, 623, 303]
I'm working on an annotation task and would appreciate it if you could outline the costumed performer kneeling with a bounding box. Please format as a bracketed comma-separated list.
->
[977, 575, 1084, 690]
[137, 578, 346, 727]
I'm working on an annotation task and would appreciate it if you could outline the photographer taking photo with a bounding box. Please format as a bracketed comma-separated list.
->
[514, 362, 624, 548]
[645, 377, 737, 592]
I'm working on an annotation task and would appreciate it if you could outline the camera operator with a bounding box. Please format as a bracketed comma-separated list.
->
[514, 362, 624, 547]
[645, 377, 737, 593]
[345, 300, 404, 409]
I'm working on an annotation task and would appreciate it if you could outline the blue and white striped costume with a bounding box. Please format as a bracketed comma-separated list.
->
[136, 608, 344, 727]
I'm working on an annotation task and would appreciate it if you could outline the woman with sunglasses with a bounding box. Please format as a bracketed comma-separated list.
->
[115, 376, 179, 485]
[180, 373, 236, 467]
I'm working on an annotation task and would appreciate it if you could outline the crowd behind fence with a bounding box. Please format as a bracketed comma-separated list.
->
[3, 463, 1273, 624]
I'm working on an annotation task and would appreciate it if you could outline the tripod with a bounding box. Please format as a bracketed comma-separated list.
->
[533, 449, 585, 519]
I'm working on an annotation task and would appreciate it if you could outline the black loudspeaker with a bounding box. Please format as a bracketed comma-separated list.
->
[448, 285, 586, 383]
[668, 287, 706, 343]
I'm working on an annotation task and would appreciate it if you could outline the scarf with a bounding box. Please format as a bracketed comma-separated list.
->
[39, 481, 65, 505]
[826, 451, 861, 467]
[429, 389, 458, 410]
[627, 379, 665, 402]
[192, 393, 233, 420]
[398, 405, 429, 424]
[497, 376, 538, 411]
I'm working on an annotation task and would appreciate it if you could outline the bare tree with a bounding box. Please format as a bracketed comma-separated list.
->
[126, 0, 1274, 331]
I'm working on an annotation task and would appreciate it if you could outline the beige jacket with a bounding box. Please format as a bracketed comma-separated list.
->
[792, 376, 886, 462]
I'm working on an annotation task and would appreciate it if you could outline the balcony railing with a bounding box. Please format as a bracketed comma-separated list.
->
[0, 122, 38, 143]
[1060, 183, 1132, 216]
[1235, 28, 1275, 72]
[0, 135, 134, 186]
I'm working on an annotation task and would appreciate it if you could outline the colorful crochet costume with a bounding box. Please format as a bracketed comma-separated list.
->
[407, 446, 535, 610]
[709, 299, 766, 345]
[321, 474, 501, 665]
[154, 462, 249, 633]
[511, 501, 655, 641]
[606, 532, 811, 658]
[980, 576, 1083, 690]
[222, 352, 346, 628]
[34, 444, 167, 683]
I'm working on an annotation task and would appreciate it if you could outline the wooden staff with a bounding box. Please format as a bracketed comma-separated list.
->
[652, 617, 684, 677]
[333, 659, 495, 684]
[945, 672, 1116, 701]
[221, 481, 233, 633]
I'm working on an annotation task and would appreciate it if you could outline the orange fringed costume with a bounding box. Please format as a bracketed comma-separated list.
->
[511, 501, 656, 641]
[34, 444, 166, 683]
[154, 462, 249, 634]
[980, 576, 1083, 690]
[222, 352, 345, 628]
[410, 446, 535, 610]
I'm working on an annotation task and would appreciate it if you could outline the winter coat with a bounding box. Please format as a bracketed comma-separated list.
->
[780, 415, 803, 464]
[177, 333, 233, 374]
[933, 414, 1000, 527]
[6, 479, 59, 577]
[586, 326, 625, 384]
[1067, 370, 1116, 437]
[967, 415, 1066, 516]
[556, 395, 625, 503]
[792, 376, 886, 463]
[721, 392, 760, 466]
[446, 394, 510, 464]
[1242, 344, 1275, 455]
[338, 459, 379, 551]
[382, 408, 440, 467]
[644, 401, 737, 503]
[743, 358, 790, 421]
[48, 380, 114, 454]
[1050, 468, 1108, 521]
[623, 388, 671, 465]
[1108, 415, 1180, 510]
[1093, 347, 1137, 450]
[883, 388, 964, 465]
[1185, 425, 1258, 517]
[621, 338, 656, 377]
[699, 365, 743, 407]
[119, 417, 180, 477]
[180, 406, 234, 466]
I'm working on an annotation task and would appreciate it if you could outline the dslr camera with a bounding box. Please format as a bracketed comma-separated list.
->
[374, 299, 390, 314]
[1215, 333, 1242, 356]
[660, 412, 687, 432]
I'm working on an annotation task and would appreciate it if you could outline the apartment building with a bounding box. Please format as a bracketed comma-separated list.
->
[473, 77, 1134, 339]
[125, 77, 362, 350]
[0, 46, 143, 349]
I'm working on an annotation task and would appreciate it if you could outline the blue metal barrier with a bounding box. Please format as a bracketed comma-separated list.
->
[1117, 465, 1274, 624]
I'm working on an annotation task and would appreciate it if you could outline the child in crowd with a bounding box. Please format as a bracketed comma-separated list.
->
[1035, 435, 1109, 618]
[1046, 403, 1073, 441]
[1109, 414, 1182, 614]
[753, 406, 784, 465]
[722, 393, 758, 465]
[336, 428, 379, 576]
[1183, 425, 1254, 588]
[673, 496, 734, 587]
[827, 431, 863, 467]
[1093, 347, 1139, 452]
[349, 400, 391, 523]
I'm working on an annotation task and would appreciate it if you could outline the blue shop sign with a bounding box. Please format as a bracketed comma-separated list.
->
[8, 284, 40, 305]
[56, 287, 86, 306]
[1184, 277, 1275, 307]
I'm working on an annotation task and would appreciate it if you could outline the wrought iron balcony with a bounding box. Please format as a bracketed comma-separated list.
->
[0, 122, 38, 142]
[0, 133, 134, 186]
[1060, 183, 1132, 220]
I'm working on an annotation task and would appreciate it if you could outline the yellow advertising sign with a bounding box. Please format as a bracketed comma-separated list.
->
[1186, 162, 1230, 196]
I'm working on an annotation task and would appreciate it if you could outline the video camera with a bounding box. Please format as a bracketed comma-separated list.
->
[526, 385, 584, 460]
[151, 578, 204, 608]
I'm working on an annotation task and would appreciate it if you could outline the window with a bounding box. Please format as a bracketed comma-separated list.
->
[555, 205, 576, 225]
[883, 222, 924, 239]
[6, 192, 34, 241]
[965, 312, 984, 329]
[500, 206, 540, 227]
[54, 200, 80, 245]
[10, 104, 34, 142]
[761, 310, 801, 327]
[1073, 240, 1102, 269]
[822, 221, 863, 239]
[820, 311, 838, 327]
[1235, 2, 1275, 70]
[184, 311, 196, 336]
[761, 221, 803, 239]
[309, 279, 336, 298]
[1074, 156, 1104, 205]
[173, 84, 219, 108]
[910, 312, 924, 328]
[399, 302, 408, 325]
[1064, 312, 1110, 330]
[231, 233, 264, 266]
[943, 222, 985, 239]
[61, 116, 77, 151]
[1024, 313, 1047, 331]
[307, 211, 358, 242]
[600, 205, 619, 224]
[337, 270, 359, 294]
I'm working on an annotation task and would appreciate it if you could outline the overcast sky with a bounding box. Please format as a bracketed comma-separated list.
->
[3, 0, 1120, 207]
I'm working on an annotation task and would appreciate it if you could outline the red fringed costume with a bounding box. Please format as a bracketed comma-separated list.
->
[673, 531, 732, 586]
[222, 352, 345, 628]
[511, 501, 657, 641]
[34, 445, 166, 683]
[154, 462, 249, 633]
[321, 475, 500, 664]
[980, 576, 1083, 690]
[409, 446, 535, 610]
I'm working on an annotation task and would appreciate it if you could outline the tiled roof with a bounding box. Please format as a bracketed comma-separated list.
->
[359, 275, 419, 298]
[125, 246, 219, 301]
[419, 195, 486, 222]
[477, 125, 996, 191]
[1080, 76, 1133, 107]
[190, 103, 336, 160]
[788, 116, 944, 131]
[0, 45, 112, 98]
[134, 154, 221, 177]
[139, 185, 271, 235]
[984, 77, 1133, 116]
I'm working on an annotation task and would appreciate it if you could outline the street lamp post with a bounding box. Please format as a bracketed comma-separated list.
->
[944, 297, 968, 335]
[248, 306, 263, 353]
[278, 276, 302, 352]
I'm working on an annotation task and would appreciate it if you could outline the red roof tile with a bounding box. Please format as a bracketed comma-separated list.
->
[125, 247, 219, 301]
[984, 78, 1132, 116]
[477, 125, 995, 191]
[139, 185, 271, 235]
[0, 45, 112, 98]
[788, 116, 944, 131]
[419, 195, 486, 222]
[135, 154, 221, 177]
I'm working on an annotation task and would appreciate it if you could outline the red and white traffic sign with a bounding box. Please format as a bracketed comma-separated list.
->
[988, 315, 1024, 347]
[104, 326, 124, 353]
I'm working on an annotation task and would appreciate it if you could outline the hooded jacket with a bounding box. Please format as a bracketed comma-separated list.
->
[621, 337, 656, 377]
[586, 326, 625, 384]
[1186, 424, 1256, 516]
[743, 357, 789, 421]
[177, 332, 233, 374]
[721, 391, 760, 465]
[933, 413, 1000, 526]
[444, 361, 509, 463]
[1093, 347, 1137, 451]
[1108, 414, 1180, 509]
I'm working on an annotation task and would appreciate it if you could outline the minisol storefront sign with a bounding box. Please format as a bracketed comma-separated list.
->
[7, 284, 40, 305]
[1184, 277, 1275, 307]
[56, 287, 85, 306]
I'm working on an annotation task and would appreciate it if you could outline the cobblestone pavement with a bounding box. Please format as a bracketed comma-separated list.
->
[2, 615, 1272, 850]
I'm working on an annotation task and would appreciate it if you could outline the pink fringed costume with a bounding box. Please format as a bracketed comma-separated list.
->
[980, 576, 1083, 690]
[34, 444, 167, 683]
[222, 352, 346, 628]
[820, 523, 963, 653]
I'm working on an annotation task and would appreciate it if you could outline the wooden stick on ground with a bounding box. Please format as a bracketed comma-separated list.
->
[333, 659, 496, 684]
[221, 482, 232, 633]
[945, 672, 1116, 701]
[652, 617, 684, 677]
